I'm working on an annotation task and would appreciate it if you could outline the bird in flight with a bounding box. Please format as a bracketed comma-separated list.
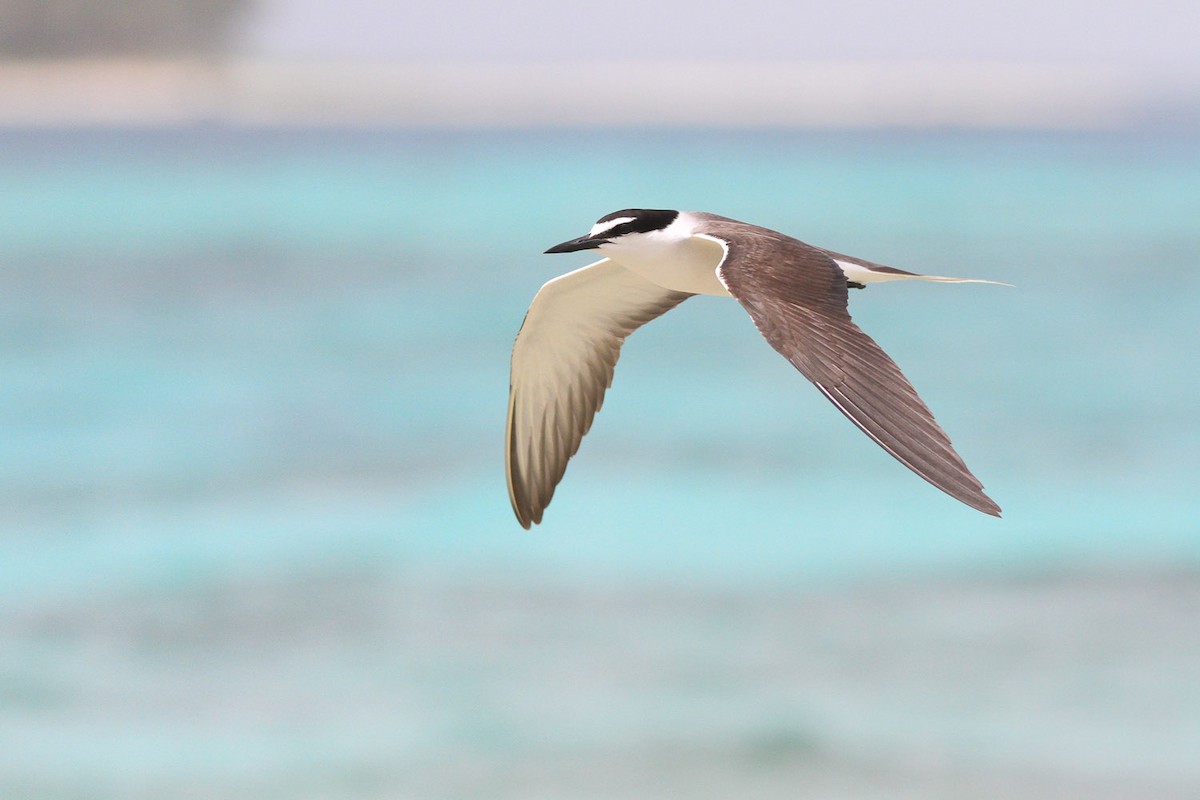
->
[506, 209, 1003, 528]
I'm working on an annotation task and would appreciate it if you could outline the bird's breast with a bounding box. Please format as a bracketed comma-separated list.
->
[604, 236, 731, 297]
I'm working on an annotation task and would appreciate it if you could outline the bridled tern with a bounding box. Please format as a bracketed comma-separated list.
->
[506, 208, 1004, 528]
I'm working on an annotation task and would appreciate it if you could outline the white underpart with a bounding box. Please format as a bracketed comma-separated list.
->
[597, 212, 731, 296]
[835, 259, 1010, 286]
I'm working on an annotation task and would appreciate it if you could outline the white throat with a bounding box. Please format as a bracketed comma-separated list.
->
[597, 212, 731, 296]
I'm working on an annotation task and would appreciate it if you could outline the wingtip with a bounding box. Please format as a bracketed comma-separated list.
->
[508, 491, 539, 529]
[968, 494, 1003, 518]
[509, 488, 542, 529]
[509, 498, 537, 529]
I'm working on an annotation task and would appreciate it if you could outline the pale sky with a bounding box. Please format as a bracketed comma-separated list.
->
[239, 0, 1200, 77]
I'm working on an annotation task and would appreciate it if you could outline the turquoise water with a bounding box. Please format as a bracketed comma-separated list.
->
[2, 128, 1199, 797]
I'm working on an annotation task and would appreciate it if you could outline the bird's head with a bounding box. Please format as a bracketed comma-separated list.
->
[545, 208, 684, 255]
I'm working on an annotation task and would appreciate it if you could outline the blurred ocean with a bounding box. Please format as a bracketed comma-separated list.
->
[2, 127, 1199, 798]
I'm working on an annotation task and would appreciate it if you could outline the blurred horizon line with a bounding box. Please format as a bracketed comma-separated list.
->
[1, 58, 1197, 130]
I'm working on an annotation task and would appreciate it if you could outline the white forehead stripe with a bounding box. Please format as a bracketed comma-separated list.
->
[589, 217, 635, 237]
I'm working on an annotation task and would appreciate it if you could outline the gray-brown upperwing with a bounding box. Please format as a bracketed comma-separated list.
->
[697, 218, 1001, 516]
[507, 258, 693, 528]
